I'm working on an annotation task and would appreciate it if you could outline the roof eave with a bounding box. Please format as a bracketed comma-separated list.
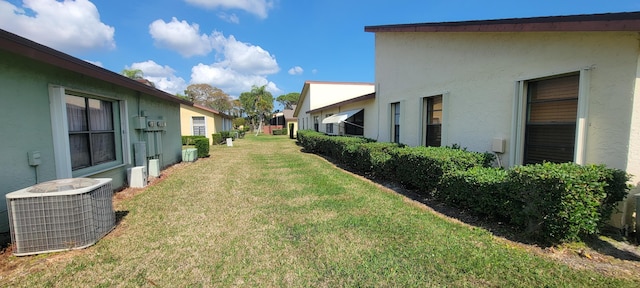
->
[0, 29, 192, 106]
[307, 92, 376, 114]
[365, 12, 640, 33]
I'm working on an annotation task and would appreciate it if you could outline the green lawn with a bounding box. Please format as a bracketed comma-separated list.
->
[1, 134, 639, 287]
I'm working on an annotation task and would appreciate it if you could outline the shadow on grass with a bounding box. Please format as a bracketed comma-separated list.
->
[115, 210, 129, 226]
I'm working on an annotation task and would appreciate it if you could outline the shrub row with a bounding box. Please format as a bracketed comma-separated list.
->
[296, 129, 630, 244]
[212, 130, 244, 145]
[272, 128, 288, 135]
[182, 135, 206, 145]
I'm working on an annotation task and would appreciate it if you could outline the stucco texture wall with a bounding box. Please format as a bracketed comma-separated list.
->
[374, 31, 640, 227]
[0, 50, 183, 233]
[307, 83, 375, 110]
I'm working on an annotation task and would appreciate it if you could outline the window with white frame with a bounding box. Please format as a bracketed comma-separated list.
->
[512, 70, 589, 166]
[423, 95, 442, 147]
[50, 87, 126, 178]
[192, 116, 206, 136]
[391, 102, 400, 143]
[523, 74, 579, 164]
[325, 114, 334, 134]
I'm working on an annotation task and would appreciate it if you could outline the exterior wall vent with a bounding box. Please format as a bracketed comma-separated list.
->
[6, 178, 115, 256]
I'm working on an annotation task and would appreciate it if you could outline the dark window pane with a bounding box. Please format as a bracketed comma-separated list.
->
[345, 110, 364, 136]
[426, 124, 441, 147]
[91, 133, 116, 165]
[524, 124, 576, 164]
[69, 134, 90, 169]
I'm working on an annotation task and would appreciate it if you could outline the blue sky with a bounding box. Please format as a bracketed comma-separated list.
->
[1, 0, 639, 110]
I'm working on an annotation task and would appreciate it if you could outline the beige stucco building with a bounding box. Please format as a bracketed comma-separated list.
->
[365, 12, 640, 229]
[180, 104, 233, 145]
[294, 81, 376, 138]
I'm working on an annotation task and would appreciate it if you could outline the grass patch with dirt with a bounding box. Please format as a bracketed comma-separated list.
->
[0, 134, 639, 287]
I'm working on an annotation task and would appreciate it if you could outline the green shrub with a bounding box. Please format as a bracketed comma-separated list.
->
[342, 142, 404, 176]
[194, 137, 210, 158]
[439, 167, 513, 219]
[391, 146, 493, 194]
[211, 133, 223, 145]
[182, 135, 207, 145]
[507, 163, 629, 244]
[272, 128, 288, 136]
[297, 130, 326, 153]
[220, 131, 232, 140]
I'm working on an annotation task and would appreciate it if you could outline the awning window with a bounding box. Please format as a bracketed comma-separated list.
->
[321, 109, 363, 124]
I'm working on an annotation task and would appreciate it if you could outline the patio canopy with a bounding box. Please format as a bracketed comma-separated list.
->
[321, 109, 363, 124]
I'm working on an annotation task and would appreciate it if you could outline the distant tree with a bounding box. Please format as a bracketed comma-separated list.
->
[232, 117, 246, 129]
[239, 85, 274, 135]
[175, 92, 189, 101]
[276, 92, 300, 110]
[230, 99, 243, 118]
[185, 84, 232, 112]
[122, 68, 155, 87]
[121, 68, 144, 79]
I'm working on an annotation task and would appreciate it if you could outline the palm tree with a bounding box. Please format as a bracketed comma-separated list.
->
[239, 85, 274, 136]
[121, 69, 144, 80]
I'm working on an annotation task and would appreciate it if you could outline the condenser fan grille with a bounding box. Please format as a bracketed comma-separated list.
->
[6, 178, 115, 256]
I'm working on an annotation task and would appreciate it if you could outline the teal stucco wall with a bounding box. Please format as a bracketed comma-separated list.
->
[0, 50, 183, 234]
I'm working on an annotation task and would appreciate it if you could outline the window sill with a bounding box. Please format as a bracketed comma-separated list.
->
[76, 163, 127, 178]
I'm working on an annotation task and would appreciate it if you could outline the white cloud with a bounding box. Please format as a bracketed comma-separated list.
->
[288, 66, 303, 75]
[213, 32, 279, 75]
[189, 31, 280, 96]
[218, 12, 239, 24]
[184, 0, 273, 19]
[149, 17, 213, 57]
[191, 63, 280, 96]
[127, 60, 187, 95]
[0, 0, 115, 53]
[312, 69, 318, 74]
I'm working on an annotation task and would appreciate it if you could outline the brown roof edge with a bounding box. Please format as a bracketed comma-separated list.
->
[307, 92, 375, 114]
[0, 29, 192, 105]
[192, 104, 235, 119]
[294, 81, 375, 117]
[365, 11, 640, 33]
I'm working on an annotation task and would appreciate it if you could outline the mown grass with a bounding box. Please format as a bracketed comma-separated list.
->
[1, 134, 639, 287]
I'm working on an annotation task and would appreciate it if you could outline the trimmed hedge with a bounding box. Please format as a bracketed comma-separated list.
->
[295, 129, 631, 244]
[390, 146, 494, 193]
[194, 137, 210, 158]
[272, 128, 288, 135]
[508, 163, 629, 243]
[342, 142, 404, 175]
[439, 167, 513, 219]
[182, 135, 206, 145]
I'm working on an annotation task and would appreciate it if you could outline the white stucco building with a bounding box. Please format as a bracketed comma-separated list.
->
[365, 12, 640, 228]
[294, 81, 376, 138]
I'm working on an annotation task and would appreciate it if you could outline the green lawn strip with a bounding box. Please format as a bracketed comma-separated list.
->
[3, 134, 638, 287]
